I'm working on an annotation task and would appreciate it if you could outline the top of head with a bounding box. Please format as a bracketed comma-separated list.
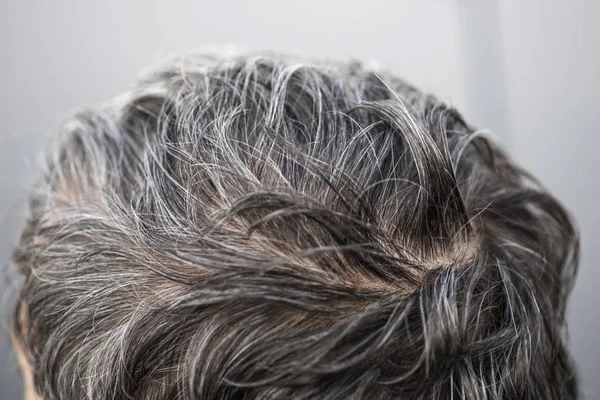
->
[13, 50, 579, 400]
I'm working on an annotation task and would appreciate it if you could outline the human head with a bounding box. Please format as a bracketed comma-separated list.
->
[11, 50, 579, 399]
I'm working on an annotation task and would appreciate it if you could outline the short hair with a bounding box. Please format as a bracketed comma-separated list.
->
[12, 51, 579, 399]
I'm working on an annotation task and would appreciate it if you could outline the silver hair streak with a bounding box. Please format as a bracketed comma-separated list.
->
[11, 50, 579, 399]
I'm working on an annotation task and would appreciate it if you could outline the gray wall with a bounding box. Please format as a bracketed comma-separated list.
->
[1, 1, 597, 398]
[499, 2, 600, 399]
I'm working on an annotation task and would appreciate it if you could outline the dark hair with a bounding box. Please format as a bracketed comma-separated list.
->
[12, 50, 579, 399]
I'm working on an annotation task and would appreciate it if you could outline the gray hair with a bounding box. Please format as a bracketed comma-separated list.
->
[12, 50, 579, 399]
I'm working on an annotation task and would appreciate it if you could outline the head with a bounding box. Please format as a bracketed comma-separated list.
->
[10, 50, 579, 399]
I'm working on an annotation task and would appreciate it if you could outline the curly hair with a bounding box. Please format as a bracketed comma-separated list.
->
[11, 50, 579, 399]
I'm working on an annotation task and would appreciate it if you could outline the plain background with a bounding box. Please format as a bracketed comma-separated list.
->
[1, 0, 598, 398]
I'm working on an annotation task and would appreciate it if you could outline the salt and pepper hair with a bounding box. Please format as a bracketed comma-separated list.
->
[12, 51, 579, 399]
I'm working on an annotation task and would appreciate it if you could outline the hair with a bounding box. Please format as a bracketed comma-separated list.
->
[11, 50, 579, 399]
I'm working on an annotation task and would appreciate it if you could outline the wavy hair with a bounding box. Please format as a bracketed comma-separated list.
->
[12, 51, 579, 399]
